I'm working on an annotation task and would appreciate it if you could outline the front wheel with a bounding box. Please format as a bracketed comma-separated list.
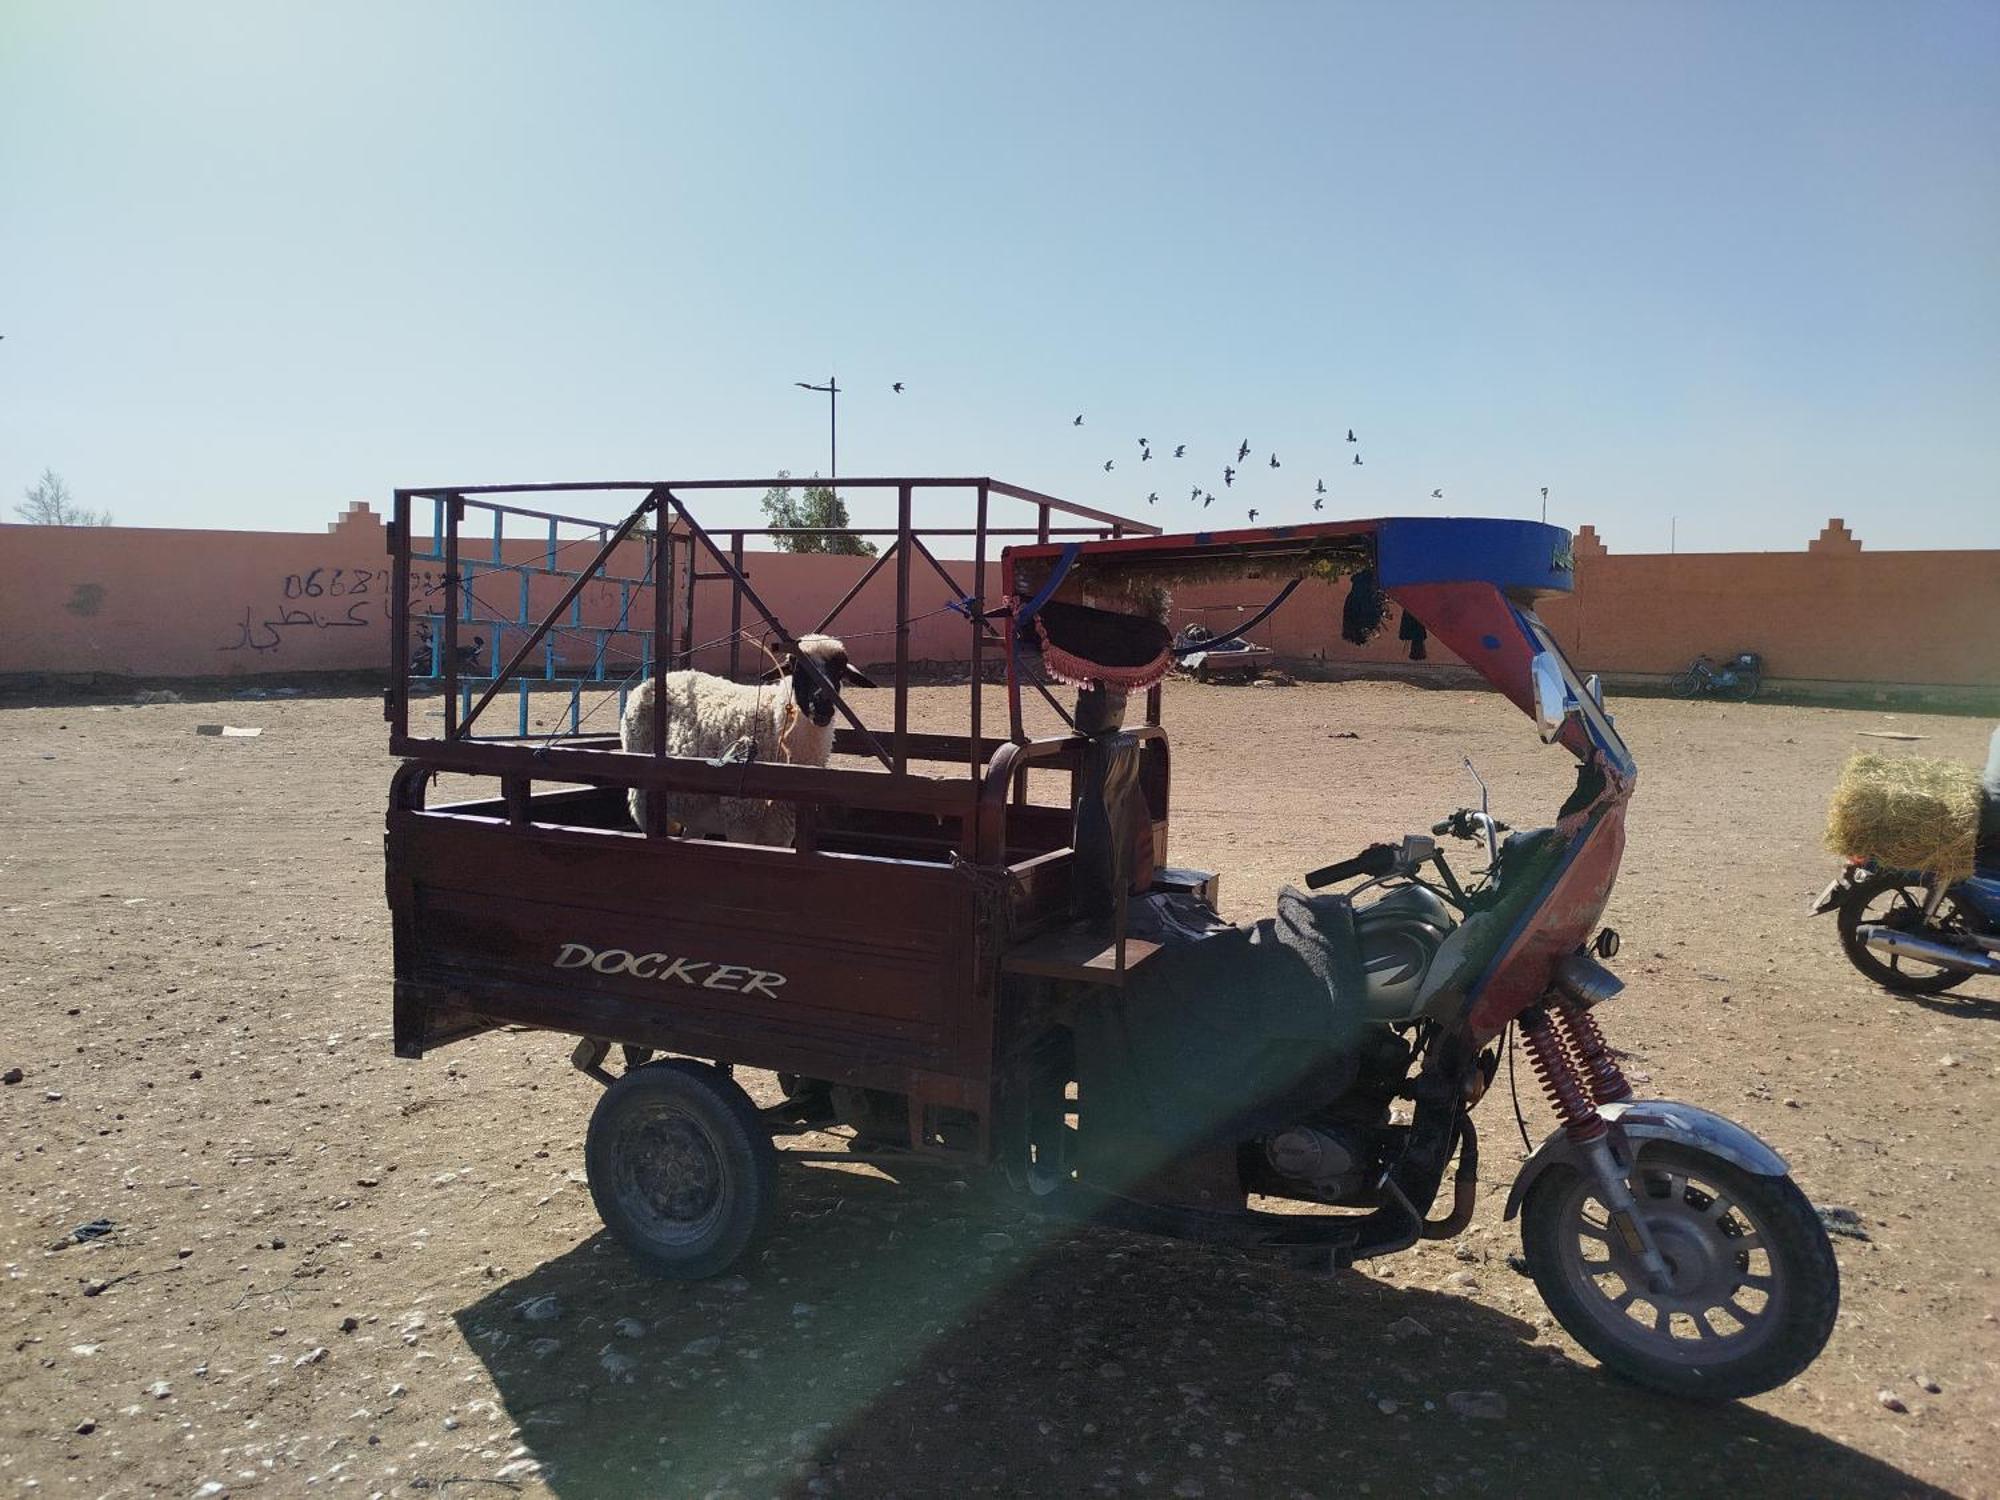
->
[1521, 1143, 1838, 1399]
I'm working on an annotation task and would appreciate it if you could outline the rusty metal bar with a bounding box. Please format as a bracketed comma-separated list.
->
[894, 484, 912, 775]
[988, 478, 1161, 534]
[727, 532, 745, 681]
[650, 516, 671, 832]
[830, 727, 1022, 764]
[1005, 612, 1024, 742]
[904, 532, 978, 620]
[678, 532, 697, 669]
[442, 494, 462, 738]
[970, 483, 987, 780]
[744, 536, 1120, 548]
[389, 490, 412, 743]
[402, 475, 1161, 536]
[394, 737, 977, 815]
[905, 529, 1024, 756]
[812, 540, 898, 636]
[1027, 674, 1077, 732]
[456, 492, 662, 739]
[661, 490, 895, 772]
[1037, 504, 1050, 545]
[503, 775, 530, 826]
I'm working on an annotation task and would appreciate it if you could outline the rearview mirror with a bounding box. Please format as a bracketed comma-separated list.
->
[1584, 673, 1604, 708]
[1530, 652, 1573, 744]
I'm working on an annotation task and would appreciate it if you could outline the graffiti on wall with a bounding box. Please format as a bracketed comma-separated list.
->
[218, 566, 390, 654]
[215, 564, 485, 656]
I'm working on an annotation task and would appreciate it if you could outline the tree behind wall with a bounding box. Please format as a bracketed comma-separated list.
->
[14, 469, 111, 526]
[758, 472, 878, 557]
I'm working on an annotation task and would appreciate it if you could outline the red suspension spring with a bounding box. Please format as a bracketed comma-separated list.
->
[1555, 1001, 1634, 1105]
[1519, 1011, 1606, 1142]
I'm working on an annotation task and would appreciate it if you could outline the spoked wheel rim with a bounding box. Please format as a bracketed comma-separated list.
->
[1847, 880, 1970, 989]
[1550, 1159, 1787, 1368]
[607, 1101, 729, 1248]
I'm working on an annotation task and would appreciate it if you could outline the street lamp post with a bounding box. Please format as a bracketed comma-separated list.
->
[794, 377, 839, 499]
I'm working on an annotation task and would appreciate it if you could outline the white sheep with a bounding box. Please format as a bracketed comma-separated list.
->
[619, 634, 872, 846]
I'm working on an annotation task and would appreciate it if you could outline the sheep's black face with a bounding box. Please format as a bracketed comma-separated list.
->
[791, 652, 849, 727]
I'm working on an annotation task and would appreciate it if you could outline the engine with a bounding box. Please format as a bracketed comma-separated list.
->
[1254, 1027, 1413, 1206]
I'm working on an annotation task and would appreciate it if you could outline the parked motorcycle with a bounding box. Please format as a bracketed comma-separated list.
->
[1671, 651, 1763, 701]
[1813, 728, 2000, 991]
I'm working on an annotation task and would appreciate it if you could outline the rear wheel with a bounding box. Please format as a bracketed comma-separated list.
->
[585, 1059, 777, 1280]
[1522, 1143, 1838, 1399]
[1723, 670, 1760, 702]
[1837, 871, 1971, 994]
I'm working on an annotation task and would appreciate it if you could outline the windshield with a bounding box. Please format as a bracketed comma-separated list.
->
[1519, 609, 1635, 776]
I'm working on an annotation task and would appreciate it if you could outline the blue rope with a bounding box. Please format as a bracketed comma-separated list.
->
[1012, 543, 1081, 628]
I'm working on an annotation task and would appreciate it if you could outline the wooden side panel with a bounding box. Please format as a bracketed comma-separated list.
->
[388, 813, 980, 1093]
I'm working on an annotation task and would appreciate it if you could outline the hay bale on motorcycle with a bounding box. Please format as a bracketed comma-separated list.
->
[1824, 752, 1981, 880]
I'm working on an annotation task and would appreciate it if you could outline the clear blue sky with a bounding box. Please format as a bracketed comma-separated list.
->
[3, 1, 1996, 551]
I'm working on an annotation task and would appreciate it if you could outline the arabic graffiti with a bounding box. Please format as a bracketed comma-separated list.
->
[218, 566, 384, 654]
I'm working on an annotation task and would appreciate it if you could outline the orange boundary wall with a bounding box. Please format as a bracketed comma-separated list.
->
[2, 507, 1994, 693]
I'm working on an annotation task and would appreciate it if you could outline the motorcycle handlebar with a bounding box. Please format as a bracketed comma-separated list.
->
[1304, 842, 1400, 890]
[1432, 809, 1511, 840]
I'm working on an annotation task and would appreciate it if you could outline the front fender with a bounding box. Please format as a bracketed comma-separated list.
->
[1502, 1099, 1790, 1221]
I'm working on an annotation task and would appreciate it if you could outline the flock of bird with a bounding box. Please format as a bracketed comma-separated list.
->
[876, 381, 1510, 526]
[1070, 410, 1394, 522]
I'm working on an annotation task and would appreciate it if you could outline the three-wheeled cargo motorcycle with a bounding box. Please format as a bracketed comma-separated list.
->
[383, 479, 1838, 1400]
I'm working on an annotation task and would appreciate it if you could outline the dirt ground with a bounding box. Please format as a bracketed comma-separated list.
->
[2, 680, 1996, 1499]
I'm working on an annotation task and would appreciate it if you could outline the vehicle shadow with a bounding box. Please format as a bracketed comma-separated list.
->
[1883, 985, 2000, 1022]
[452, 1163, 1941, 1500]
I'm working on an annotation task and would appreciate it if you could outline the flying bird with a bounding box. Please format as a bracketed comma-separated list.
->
[1313, 497, 1325, 511]
[1353, 454, 1364, 466]
[1247, 508, 1260, 521]
[1269, 453, 1280, 469]
[1190, 485, 1202, 503]
[1346, 429, 1357, 443]
[1103, 460, 1114, 472]
[892, 382, 904, 393]
[1074, 414, 1084, 426]
[1236, 440, 1251, 463]
[1222, 466, 1235, 487]
[1173, 444, 1186, 458]
[1315, 479, 1326, 495]
[1147, 491, 1159, 504]
[1202, 492, 1216, 508]
[1141, 445, 1153, 461]
[1431, 489, 1444, 499]
[1139, 438, 1149, 448]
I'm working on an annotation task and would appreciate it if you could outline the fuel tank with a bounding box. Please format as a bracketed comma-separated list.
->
[1353, 884, 1457, 1022]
